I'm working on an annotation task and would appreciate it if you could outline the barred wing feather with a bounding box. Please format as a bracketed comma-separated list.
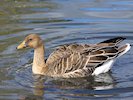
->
[46, 43, 120, 78]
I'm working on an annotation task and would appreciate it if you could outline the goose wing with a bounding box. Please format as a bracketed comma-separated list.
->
[46, 44, 92, 75]
[46, 37, 125, 78]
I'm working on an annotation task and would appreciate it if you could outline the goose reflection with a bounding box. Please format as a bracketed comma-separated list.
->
[19, 75, 45, 100]
[30, 72, 115, 99]
[33, 75, 45, 97]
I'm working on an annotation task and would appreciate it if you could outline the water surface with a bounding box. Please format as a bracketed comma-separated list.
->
[0, 0, 133, 100]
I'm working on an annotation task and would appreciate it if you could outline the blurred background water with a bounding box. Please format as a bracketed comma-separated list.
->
[0, 0, 133, 100]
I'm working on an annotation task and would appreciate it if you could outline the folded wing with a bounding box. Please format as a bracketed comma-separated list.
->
[46, 37, 128, 78]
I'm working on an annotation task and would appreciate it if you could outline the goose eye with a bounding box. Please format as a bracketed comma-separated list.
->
[29, 39, 32, 41]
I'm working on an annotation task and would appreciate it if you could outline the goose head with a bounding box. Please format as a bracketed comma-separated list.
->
[17, 34, 43, 49]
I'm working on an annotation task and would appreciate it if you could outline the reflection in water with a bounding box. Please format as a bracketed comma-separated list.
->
[19, 75, 45, 100]
[21, 73, 115, 99]
[33, 75, 45, 97]
[94, 73, 115, 90]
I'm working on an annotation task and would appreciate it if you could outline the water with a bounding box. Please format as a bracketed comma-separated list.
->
[0, 0, 133, 99]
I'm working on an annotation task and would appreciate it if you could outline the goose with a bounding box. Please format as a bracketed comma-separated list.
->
[17, 34, 131, 78]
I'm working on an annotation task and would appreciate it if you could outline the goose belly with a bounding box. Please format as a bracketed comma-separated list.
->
[92, 59, 115, 76]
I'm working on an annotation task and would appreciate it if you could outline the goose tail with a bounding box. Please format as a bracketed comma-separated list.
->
[99, 37, 126, 45]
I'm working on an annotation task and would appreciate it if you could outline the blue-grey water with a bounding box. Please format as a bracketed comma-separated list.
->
[0, 0, 133, 100]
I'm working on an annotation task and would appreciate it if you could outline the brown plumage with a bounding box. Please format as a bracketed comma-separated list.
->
[17, 34, 131, 78]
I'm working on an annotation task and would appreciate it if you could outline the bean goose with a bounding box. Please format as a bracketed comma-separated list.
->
[17, 34, 131, 78]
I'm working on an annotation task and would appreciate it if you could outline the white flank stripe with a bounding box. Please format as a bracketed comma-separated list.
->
[92, 59, 114, 76]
